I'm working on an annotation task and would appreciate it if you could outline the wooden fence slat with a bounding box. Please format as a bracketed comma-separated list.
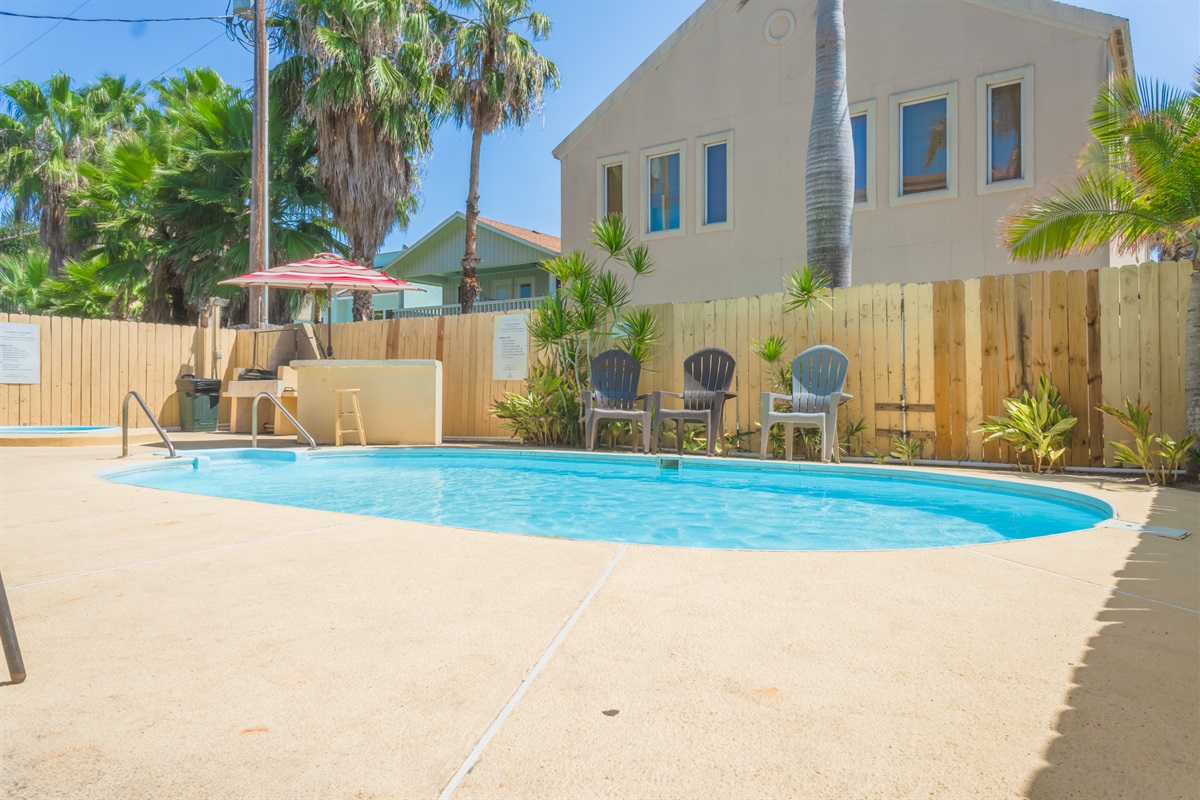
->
[1157, 261, 1183, 440]
[1138, 264, 1161, 445]
[1085, 270, 1104, 466]
[979, 277, 1001, 462]
[1048, 271, 1071, 462]
[947, 281, 968, 461]
[963, 279, 984, 461]
[1067, 270, 1091, 466]
[1098, 266, 1122, 466]
[932, 282, 952, 460]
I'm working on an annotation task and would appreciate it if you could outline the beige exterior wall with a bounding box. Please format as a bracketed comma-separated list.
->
[556, 0, 1129, 305]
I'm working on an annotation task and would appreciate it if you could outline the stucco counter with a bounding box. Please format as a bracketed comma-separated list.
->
[291, 360, 442, 446]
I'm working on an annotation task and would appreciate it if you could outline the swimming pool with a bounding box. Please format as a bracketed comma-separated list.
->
[0, 426, 118, 434]
[101, 449, 1111, 551]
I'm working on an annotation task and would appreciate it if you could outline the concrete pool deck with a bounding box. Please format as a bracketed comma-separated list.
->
[1, 434, 1196, 799]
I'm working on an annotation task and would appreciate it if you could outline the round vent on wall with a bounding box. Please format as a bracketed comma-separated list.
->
[764, 9, 796, 45]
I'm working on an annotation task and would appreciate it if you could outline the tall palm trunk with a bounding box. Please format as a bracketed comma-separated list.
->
[351, 246, 376, 321]
[805, 0, 853, 287]
[39, 181, 69, 277]
[460, 111, 486, 313]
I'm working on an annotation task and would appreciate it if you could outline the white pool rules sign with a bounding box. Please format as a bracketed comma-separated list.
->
[0, 321, 39, 384]
[493, 314, 529, 381]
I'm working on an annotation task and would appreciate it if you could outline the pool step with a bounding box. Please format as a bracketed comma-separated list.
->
[1101, 520, 1191, 540]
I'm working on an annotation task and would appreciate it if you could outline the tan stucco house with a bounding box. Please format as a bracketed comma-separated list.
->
[554, 0, 1134, 304]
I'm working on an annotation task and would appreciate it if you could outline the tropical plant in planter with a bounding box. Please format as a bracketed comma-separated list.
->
[490, 214, 659, 447]
[979, 376, 1076, 473]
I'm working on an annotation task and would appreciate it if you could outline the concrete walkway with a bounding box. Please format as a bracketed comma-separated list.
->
[1, 434, 1196, 799]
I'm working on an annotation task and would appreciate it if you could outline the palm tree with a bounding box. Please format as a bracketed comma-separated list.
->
[72, 68, 341, 323]
[0, 75, 102, 275]
[1001, 71, 1200, 448]
[446, 0, 558, 313]
[274, 0, 446, 321]
[803, 0, 854, 287]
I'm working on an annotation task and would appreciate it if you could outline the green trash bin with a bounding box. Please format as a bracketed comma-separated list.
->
[176, 375, 221, 432]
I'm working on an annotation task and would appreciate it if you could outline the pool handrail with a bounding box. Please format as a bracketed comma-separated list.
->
[122, 391, 177, 458]
[251, 392, 318, 450]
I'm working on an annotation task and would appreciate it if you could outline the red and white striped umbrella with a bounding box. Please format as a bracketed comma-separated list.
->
[219, 252, 423, 293]
[219, 252, 424, 358]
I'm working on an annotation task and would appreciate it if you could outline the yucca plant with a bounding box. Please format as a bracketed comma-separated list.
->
[979, 376, 1077, 473]
[784, 264, 832, 343]
[496, 215, 659, 446]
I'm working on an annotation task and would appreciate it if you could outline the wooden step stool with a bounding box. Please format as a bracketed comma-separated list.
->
[334, 388, 366, 446]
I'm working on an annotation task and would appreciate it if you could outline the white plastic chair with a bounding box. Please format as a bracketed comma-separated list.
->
[759, 345, 851, 463]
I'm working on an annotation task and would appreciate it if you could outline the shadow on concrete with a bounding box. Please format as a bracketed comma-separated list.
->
[1026, 489, 1199, 799]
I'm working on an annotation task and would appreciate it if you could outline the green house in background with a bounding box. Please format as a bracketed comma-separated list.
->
[329, 212, 560, 321]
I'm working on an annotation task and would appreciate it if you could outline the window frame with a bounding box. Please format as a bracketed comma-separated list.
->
[849, 99, 876, 211]
[695, 130, 734, 232]
[595, 153, 629, 220]
[976, 66, 1034, 194]
[640, 140, 687, 240]
[889, 82, 959, 207]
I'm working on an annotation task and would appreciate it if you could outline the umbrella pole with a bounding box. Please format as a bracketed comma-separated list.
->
[325, 284, 334, 358]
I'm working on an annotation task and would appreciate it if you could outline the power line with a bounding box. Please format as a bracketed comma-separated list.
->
[0, 11, 232, 24]
[0, 0, 92, 67]
[152, 32, 231, 81]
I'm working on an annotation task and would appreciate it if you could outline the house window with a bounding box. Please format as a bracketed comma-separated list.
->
[851, 114, 867, 202]
[596, 155, 628, 220]
[640, 141, 686, 238]
[648, 152, 680, 232]
[604, 163, 623, 216]
[696, 131, 733, 230]
[889, 82, 958, 205]
[977, 67, 1034, 193]
[518, 282, 533, 299]
[849, 99, 875, 209]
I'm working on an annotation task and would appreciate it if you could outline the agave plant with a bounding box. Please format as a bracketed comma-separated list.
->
[979, 376, 1077, 473]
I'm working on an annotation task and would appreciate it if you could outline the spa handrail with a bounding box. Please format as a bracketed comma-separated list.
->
[251, 392, 318, 450]
[122, 390, 177, 458]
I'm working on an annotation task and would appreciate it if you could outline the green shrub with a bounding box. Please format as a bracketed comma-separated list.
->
[1100, 398, 1198, 484]
[979, 376, 1076, 473]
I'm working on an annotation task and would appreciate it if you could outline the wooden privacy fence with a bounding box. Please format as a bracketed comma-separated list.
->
[0, 313, 236, 429]
[251, 260, 1187, 468]
[2, 260, 1190, 467]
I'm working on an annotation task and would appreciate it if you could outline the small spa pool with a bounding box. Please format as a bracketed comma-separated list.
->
[1, 425, 119, 434]
[101, 449, 1112, 551]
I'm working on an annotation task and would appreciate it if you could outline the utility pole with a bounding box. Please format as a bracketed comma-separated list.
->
[242, 0, 270, 327]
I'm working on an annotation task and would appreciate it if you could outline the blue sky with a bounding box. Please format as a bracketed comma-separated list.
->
[1, 0, 1195, 254]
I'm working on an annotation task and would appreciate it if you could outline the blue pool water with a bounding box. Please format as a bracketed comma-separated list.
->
[103, 450, 1110, 551]
[1, 425, 118, 434]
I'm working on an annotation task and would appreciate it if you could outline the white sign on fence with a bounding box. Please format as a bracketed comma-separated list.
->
[493, 314, 529, 381]
[0, 322, 39, 384]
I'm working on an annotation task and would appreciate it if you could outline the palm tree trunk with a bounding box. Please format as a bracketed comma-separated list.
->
[460, 121, 485, 314]
[351, 246, 376, 321]
[805, 0, 853, 288]
[1186, 259, 1200, 475]
[38, 182, 69, 277]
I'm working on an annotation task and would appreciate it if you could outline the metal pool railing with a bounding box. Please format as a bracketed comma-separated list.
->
[251, 392, 318, 450]
[122, 391, 177, 458]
